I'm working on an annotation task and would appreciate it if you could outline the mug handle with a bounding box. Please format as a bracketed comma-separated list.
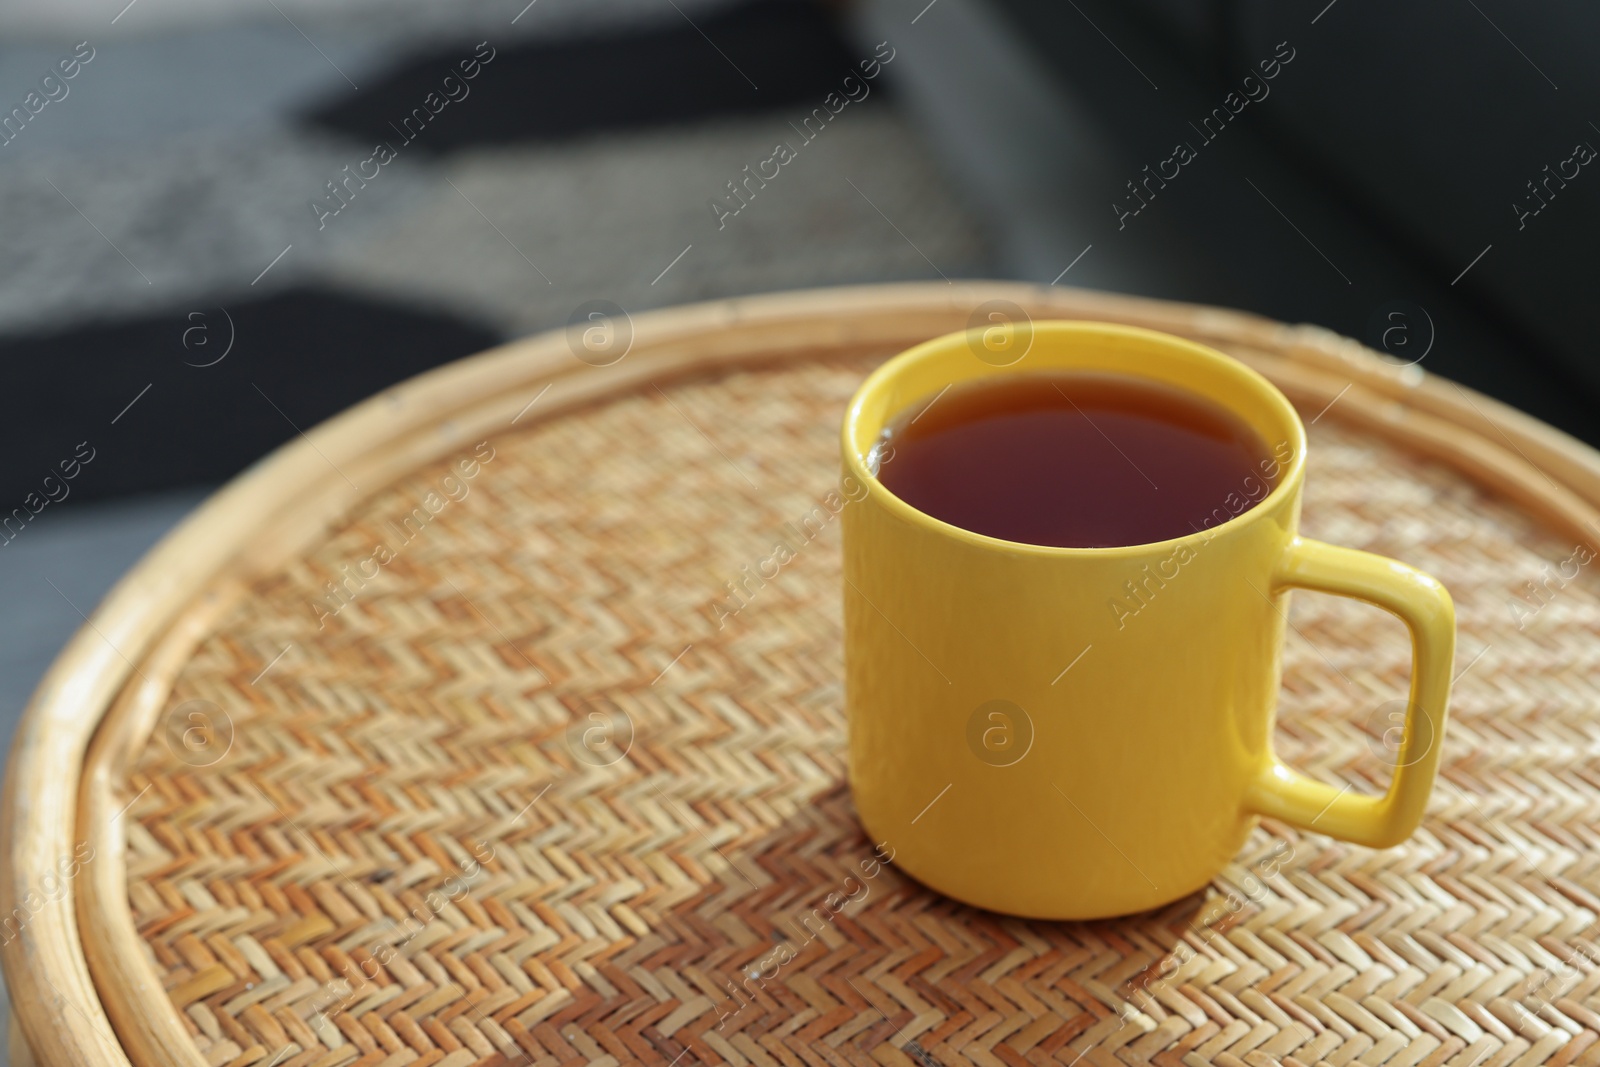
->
[1244, 536, 1455, 848]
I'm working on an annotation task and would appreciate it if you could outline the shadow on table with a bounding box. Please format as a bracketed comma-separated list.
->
[547, 782, 1232, 1066]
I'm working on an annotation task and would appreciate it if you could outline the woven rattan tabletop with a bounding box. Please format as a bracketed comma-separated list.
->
[6, 283, 1600, 1067]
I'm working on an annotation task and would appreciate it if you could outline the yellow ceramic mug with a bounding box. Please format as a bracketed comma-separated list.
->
[841, 321, 1454, 919]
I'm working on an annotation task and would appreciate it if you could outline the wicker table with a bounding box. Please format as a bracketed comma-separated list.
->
[6, 283, 1600, 1067]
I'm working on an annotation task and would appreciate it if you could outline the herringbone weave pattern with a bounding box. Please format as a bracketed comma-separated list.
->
[121, 357, 1600, 1067]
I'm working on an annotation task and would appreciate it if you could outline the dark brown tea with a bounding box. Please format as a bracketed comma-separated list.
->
[874, 372, 1281, 548]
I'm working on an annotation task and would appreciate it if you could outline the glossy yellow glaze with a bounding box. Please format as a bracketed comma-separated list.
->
[841, 321, 1454, 919]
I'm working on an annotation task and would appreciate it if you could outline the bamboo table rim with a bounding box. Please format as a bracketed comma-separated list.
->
[3, 281, 1597, 1067]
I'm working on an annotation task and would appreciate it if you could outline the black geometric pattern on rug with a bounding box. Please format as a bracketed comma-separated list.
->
[303, 0, 885, 151]
[0, 288, 502, 511]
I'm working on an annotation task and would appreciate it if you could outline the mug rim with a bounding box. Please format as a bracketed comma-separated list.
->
[841, 319, 1308, 559]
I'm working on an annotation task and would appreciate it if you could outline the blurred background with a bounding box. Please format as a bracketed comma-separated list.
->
[0, 0, 1593, 1022]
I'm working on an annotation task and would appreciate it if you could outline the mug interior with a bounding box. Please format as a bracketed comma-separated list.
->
[842, 320, 1307, 554]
